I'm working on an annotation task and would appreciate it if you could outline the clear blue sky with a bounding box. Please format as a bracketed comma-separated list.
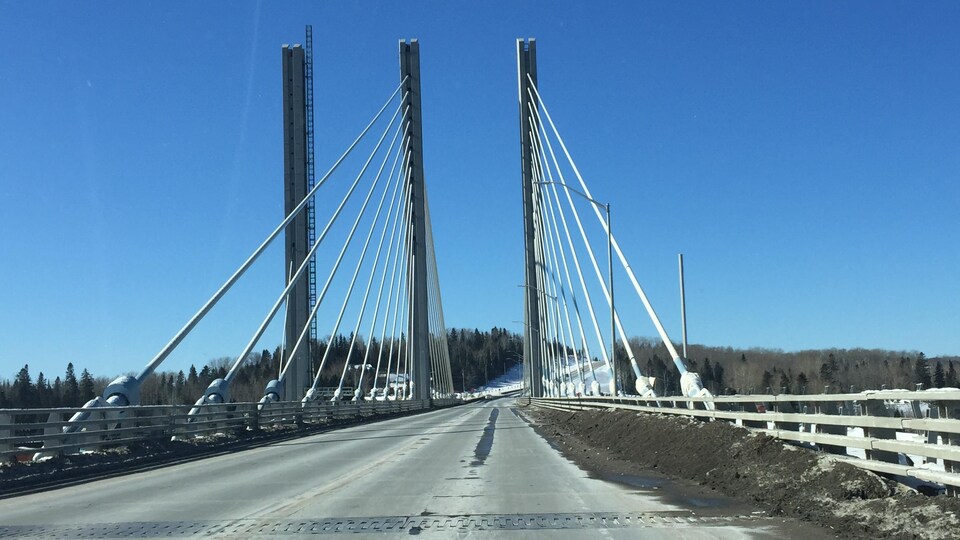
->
[2, 1, 959, 381]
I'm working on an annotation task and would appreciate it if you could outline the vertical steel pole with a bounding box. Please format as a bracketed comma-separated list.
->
[607, 204, 616, 395]
[518, 38, 543, 397]
[400, 39, 430, 402]
[678, 253, 688, 358]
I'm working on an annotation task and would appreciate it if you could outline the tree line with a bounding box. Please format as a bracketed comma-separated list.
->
[610, 338, 960, 396]
[3, 331, 957, 408]
[0, 327, 524, 408]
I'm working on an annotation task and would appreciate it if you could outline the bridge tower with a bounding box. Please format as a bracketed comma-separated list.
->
[400, 39, 431, 401]
[281, 42, 312, 401]
[517, 38, 544, 397]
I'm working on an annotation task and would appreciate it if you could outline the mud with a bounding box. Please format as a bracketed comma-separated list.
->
[525, 405, 960, 540]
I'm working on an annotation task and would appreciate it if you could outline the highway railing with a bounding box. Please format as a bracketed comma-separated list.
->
[0, 398, 447, 462]
[530, 390, 960, 496]
[482, 383, 524, 396]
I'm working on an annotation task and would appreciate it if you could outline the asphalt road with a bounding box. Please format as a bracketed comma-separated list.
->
[0, 399, 818, 538]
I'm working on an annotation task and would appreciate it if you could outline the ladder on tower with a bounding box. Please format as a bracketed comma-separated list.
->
[305, 25, 318, 348]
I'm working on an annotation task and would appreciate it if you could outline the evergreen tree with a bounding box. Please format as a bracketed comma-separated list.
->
[934, 361, 946, 389]
[260, 349, 273, 379]
[779, 372, 792, 394]
[64, 362, 80, 406]
[79, 369, 96, 401]
[36, 372, 49, 407]
[796, 372, 809, 393]
[13, 364, 34, 407]
[761, 370, 773, 392]
[700, 358, 714, 391]
[913, 353, 931, 389]
[947, 362, 959, 388]
[188, 365, 199, 386]
[51, 376, 63, 408]
[713, 363, 725, 393]
[820, 353, 839, 387]
[164, 373, 177, 402]
[175, 370, 186, 402]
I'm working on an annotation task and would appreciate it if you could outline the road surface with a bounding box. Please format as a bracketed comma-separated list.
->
[0, 399, 813, 538]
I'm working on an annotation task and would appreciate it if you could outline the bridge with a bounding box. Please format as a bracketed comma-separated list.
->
[2, 32, 959, 539]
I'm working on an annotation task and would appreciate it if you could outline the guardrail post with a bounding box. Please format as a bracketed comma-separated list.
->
[83, 409, 107, 452]
[205, 404, 217, 436]
[170, 405, 187, 439]
[938, 399, 960, 496]
[248, 403, 261, 432]
[164, 405, 177, 440]
[862, 396, 900, 464]
[924, 401, 942, 465]
[773, 397, 800, 433]
[0, 412, 10, 459]
[946, 427, 960, 497]
[294, 401, 304, 426]
[743, 396, 766, 430]
[813, 399, 847, 455]
[48, 410, 73, 457]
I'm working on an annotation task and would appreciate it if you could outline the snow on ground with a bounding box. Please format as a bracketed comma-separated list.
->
[477, 362, 523, 392]
[476, 356, 615, 396]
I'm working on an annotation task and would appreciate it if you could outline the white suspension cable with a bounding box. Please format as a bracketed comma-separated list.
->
[400, 238, 414, 399]
[387, 188, 413, 400]
[342, 138, 411, 400]
[529, 103, 656, 396]
[529, 103, 640, 378]
[226, 109, 407, 385]
[425, 189, 454, 395]
[535, 136, 581, 394]
[530, 137, 566, 394]
[375, 180, 412, 399]
[526, 111, 610, 381]
[363, 150, 412, 399]
[528, 76, 686, 373]
[533, 181, 560, 395]
[535, 174, 580, 392]
[283, 109, 408, 383]
[533, 131, 592, 388]
[278, 262, 293, 376]
[533, 126, 596, 388]
[136, 79, 409, 383]
[309, 120, 410, 401]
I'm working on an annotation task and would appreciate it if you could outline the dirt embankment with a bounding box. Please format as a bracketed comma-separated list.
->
[526, 406, 960, 540]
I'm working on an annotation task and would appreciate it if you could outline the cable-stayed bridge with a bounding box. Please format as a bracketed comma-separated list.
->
[1, 35, 959, 539]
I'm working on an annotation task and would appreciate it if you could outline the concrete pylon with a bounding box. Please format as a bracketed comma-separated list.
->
[400, 39, 431, 402]
[281, 44, 311, 401]
[517, 38, 543, 397]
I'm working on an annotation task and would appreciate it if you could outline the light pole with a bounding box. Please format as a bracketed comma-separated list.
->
[678, 253, 688, 358]
[534, 181, 616, 396]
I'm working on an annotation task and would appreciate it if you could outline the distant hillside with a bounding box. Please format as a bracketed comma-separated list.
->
[613, 338, 959, 396]
[1, 330, 955, 407]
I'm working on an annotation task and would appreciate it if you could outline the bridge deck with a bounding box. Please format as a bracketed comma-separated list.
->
[0, 399, 807, 538]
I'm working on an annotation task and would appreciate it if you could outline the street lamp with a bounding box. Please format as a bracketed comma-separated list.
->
[534, 180, 616, 396]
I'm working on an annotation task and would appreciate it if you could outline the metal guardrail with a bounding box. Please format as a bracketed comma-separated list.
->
[531, 390, 960, 495]
[483, 383, 524, 396]
[0, 399, 443, 462]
